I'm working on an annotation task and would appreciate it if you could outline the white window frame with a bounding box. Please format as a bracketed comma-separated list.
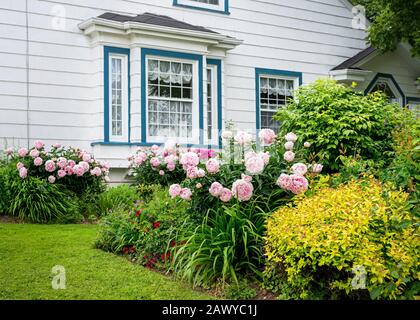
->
[368, 77, 403, 106]
[205, 64, 218, 146]
[145, 55, 200, 145]
[109, 53, 129, 142]
[258, 74, 300, 131]
[176, 0, 226, 12]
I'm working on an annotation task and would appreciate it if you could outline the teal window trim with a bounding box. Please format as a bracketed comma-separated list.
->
[364, 73, 406, 105]
[173, 0, 230, 15]
[206, 58, 223, 148]
[255, 68, 303, 130]
[141, 48, 204, 145]
[104, 46, 131, 143]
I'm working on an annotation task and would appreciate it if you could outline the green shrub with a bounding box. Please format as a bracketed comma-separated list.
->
[171, 199, 268, 287]
[95, 187, 189, 268]
[93, 184, 140, 216]
[8, 176, 81, 223]
[275, 79, 407, 171]
[264, 179, 419, 300]
[224, 280, 257, 300]
[0, 164, 15, 214]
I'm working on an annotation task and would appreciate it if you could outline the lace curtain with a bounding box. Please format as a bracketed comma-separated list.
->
[260, 78, 294, 96]
[148, 60, 193, 85]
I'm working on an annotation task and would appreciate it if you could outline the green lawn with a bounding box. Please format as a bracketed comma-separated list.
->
[0, 223, 212, 300]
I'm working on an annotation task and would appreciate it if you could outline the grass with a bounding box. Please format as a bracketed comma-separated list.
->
[0, 223, 213, 300]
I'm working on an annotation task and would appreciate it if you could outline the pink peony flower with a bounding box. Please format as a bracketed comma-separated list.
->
[180, 152, 200, 168]
[34, 157, 43, 167]
[134, 156, 144, 166]
[259, 129, 277, 145]
[219, 188, 233, 202]
[209, 182, 224, 197]
[5, 147, 13, 156]
[304, 142, 311, 148]
[276, 173, 292, 190]
[29, 149, 39, 158]
[127, 155, 134, 161]
[312, 163, 323, 174]
[283, 151, 295, 162]
[18, 147, 28, 157]
[34, 140, 44, 150]
[53, 143, 61, 149]
[57, 169, 66, 178]
[65, 166, 74, 176]
[151, 145, 160, 153]
[164, 139, 177, 154]
[285, 132, 298, 142]
[68, 160, 76, 168]
[289, 174, 309, 194]
[73, 165, 85, 177]
[197, 169, 205, 178]
[245, 155, 265, 175]
[180, 188, 192, 201]
[232, 179, 254, 202]
[221, 131, 233, 140]
[196, 183, 203, 189]
[79, 161, 90, 172]
[90, 167, 102, 177]
[284, 141, 294, 150]
[234, 131, 253, 146]
[48, 175, 56, 184]
[169, 184, 182, 198]
[206, 158, 220, 174]
[19, 167, 27, 179]
[57, 157, 67, 169]
[241, 173, 253, 183]
[291, 163, 308, 175]
[45, 160, 56, 173]
[186, 166, 198, 179]
[159, 170, 165, 176]
[167, 163, 176, 171]
[150, 157, 160, 167]
[258, 152, 270, 165]
[82, 153, 91, 162]
[16, 162, 24, 170]
[164, 154, 176, 165]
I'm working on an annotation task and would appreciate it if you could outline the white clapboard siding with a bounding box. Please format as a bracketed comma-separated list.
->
[1, 0, 415, 172]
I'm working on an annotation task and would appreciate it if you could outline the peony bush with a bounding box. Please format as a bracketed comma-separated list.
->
[164, 129, 322, 221]
[5, 140, 109, 196]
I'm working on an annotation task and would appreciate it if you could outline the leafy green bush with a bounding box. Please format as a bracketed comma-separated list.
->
[8, 177, 81, 223]
[171, 199, 268, 287]
[95, 187, 189, 268]
[224, 280, 257, 300]
[93, 184, 140, 216]
[275, 79, 407, 171]
[264, 179, 419, 300]
[0, 164, 15, 214]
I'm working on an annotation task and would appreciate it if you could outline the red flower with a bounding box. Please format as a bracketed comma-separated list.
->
[130, 245, 136, 253]
[122, 247, 129, 254]
[170, 240, 176, 247]
[153, 221, 161, 229]
[135, 210, 142, 217]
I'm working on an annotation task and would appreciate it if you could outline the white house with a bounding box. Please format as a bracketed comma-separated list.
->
[1, 0, 419, 182]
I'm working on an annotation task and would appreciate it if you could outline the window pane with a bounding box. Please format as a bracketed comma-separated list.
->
[111, 57, 123, 136]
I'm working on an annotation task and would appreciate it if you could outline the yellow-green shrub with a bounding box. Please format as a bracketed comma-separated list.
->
[264, 179, 419, 300]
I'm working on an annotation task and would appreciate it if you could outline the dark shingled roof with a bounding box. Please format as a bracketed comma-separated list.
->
[331, 46, 377, 71]
[98, 12, 218, 34]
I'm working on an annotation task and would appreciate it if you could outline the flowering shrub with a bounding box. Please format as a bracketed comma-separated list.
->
[5, 140, 109, 196]
[264, 179, 420, 300]
[165, 130, 321, 221]
[128, 139, 217, 186]
[95, 187, 189, 269]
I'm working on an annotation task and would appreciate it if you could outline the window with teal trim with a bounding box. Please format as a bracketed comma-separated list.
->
[174, 0, 229, 14]
[104, 46, 130, 143]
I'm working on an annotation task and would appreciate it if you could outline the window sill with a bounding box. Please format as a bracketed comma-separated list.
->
[91, 141, 220, 149]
